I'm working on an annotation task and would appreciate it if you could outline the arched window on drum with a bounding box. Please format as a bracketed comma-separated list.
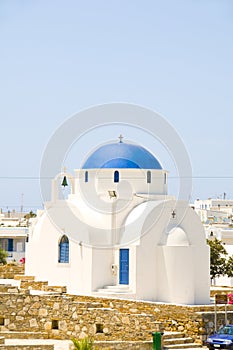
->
[147, 171, 151, 184]
[114, 170, 119, 183]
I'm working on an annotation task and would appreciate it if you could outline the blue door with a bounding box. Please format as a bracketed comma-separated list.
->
[119, 249, 129, 285]
[8, 239, 13, 252]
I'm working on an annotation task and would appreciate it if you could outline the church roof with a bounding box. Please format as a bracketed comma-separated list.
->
[82, 139, 162, 169]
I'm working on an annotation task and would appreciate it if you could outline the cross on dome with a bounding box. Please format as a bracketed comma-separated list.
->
[118, 134, 124, 143]
[171, 210, 176, 218]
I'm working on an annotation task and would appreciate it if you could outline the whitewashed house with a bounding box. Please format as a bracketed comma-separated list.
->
[194, 199, 233, 287]
[0, 211, 28, 262]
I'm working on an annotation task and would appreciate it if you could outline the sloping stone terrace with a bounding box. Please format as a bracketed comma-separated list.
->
[0, 264, 24, 279]
[1, 288, 233, 344]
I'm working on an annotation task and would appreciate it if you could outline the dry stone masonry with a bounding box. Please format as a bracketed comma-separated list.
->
[1, 285, 233, 344]
[0, 265, 233, 347]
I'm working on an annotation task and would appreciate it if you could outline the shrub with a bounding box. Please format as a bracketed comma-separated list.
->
[0, 248, 7, 265]
[71, 337, 94, 350]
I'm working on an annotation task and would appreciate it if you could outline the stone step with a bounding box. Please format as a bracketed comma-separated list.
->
[0, 332, 48, 340]
[162, 332, 202, 350]
[97, 288, 133, 294]
[14, 275, 35, 281]
[0, 285, 20, 294]
[163, 332, 186, 340]
[0, 344, 54, 350]
[0, 279, 20, 287]
[0, 346, 53, 350]
[42, 285, 67, 293]
[92, 291, 136, 300]
[164, 343, 202, 349]
[164, 337, 194, 345]
[96, 284, 133, 294]
[104, 285, 130, 290]
[20, 281, 49, 291]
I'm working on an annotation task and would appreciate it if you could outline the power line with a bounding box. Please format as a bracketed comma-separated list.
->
[0, 177, 52, 179]
[0, 176, 233, 179]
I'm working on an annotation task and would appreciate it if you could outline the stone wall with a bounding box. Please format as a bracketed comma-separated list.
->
[0, 264, 24, 279]
[1, 289, 233, 344]
[0, 346, 53, 350]
[1, 264, 232, 346]
[93, 341, 152, 349]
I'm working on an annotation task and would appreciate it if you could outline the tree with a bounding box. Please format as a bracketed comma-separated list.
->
[207, 238, 228, 280]
[0, 248, 8, 265]
[24, 211, 36, 220]
[226, 255, 233, 278]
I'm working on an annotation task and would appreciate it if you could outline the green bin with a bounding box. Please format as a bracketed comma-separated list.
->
[152, 331, 162, 350]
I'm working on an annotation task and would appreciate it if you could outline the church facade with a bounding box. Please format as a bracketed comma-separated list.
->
[25, 138, 210, 305]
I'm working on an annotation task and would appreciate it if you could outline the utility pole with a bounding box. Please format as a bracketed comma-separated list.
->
[20, 193, 24, 215]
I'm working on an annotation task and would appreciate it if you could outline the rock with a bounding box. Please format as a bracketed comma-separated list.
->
[103, 327, 109, 334]
[39, 308, 48, 317]
[53, 302, 59, 310]
[129, 308, 138, 313]
[44, 321, 52, 331]
[59, 320, 67, 331]
[31, 302, 41, 309]
[72, 312, 78, 319]
[8, 323, 16, 330]
[122, 316, 130, 324]
[79, 331, 87, 339]
[25, 296, 31, 303]
[16, 316, 24, 321]
[29, 318, 38, 328]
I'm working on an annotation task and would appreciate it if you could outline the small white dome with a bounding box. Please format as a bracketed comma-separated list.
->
[167, 227, 189, 246]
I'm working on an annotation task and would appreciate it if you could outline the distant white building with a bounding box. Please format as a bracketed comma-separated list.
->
[194, 199, 233, 224]
[0, 211, 29, 262]
[194, 198, 233, 242]
[194, 198, 233, 287]
[26, 138, 210, 305]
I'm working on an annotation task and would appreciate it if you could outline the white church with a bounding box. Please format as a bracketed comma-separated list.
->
[25, 137, 210, 305]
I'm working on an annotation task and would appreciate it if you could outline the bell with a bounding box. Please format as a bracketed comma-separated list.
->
[61, 176, 68, 187]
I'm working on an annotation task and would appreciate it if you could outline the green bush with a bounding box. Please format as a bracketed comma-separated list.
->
[0, 248, 7, 265]
[71, 337, 94, 350]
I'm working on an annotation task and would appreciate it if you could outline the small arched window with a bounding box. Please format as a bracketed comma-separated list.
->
[147, 171, 151, 184]
[85, 171, 88, 183]
[59, 235, 69, 263]
[114, 170, 119, 183]
[164, 173, 167, 184]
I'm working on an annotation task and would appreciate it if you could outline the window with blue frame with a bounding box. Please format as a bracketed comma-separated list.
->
[114, 170, 119, 183]
[147, 171, 151, 184]
[85, 171, 88, 183]
[59, 235, 69, 263]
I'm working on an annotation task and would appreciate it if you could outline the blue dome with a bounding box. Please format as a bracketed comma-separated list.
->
[82, 141, 162, 169]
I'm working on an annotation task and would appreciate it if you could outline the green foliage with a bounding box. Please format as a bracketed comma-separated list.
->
[207, 238, 233, 280]
[207, 238, 228, 280]
[0, 247, 8, 265]
[24, 211, 36, 219]
[226, 255, 233, 277]
[71, 337, 94, 350]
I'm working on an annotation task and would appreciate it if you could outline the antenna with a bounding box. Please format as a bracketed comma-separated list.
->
[20, 193, 24, 214]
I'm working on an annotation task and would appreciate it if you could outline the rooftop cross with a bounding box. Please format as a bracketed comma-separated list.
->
[118, 134, 124, 143]
[171, 210, 176, 219]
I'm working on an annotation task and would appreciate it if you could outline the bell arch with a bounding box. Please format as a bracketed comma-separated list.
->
[52, 171, 75, 201]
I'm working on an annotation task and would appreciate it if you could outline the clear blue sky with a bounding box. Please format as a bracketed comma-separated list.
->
[0, 0, 233, 211]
